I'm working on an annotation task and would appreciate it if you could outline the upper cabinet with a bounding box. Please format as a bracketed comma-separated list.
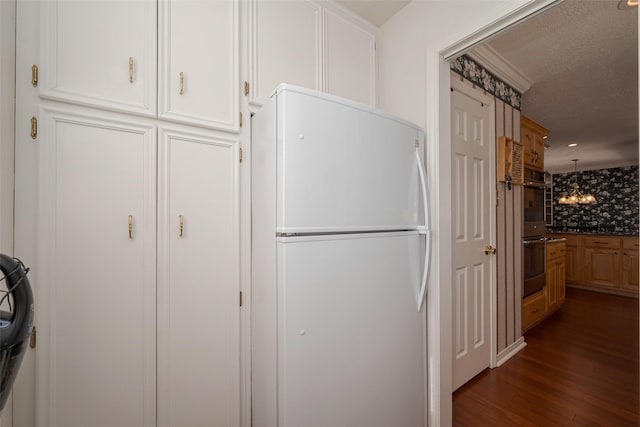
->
[325, 10, 376, 106]
[158, 0, 239, 131]
[41, 0, 157, 116]
[248, 0, 377, 108]
[521, 116, 549, 170]
[39, 0, 376, 126]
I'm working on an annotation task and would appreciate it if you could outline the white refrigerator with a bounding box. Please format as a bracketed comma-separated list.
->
[251, 84, 430, 427]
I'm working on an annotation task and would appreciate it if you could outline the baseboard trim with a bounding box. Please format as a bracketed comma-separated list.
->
[495, 337, 527, 367]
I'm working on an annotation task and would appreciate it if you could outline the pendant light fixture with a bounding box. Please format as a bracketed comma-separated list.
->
[558, 159, 597, 205]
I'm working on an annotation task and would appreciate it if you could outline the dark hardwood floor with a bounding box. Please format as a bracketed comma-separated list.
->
[453, 288, 639, 426]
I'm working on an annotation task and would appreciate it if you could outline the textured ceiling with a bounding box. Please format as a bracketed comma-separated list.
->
[484, 0, 638, 174]
[339, 0, 638, 174]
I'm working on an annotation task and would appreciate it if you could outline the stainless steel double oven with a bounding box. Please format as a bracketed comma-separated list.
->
[523, 168, 546, 297]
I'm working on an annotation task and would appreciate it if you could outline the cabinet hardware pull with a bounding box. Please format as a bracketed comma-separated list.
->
[30, 325, 36, 348]
[129, 57, 134, 83]
[179, 215, 184, 237]
[30, 117, 37, 139]
[32, 64, 38, 87]
[179, 72, 184, 95]
[128, 215, 133, 239]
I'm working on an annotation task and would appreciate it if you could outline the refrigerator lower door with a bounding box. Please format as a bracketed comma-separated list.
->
[276, 231, 426, 427]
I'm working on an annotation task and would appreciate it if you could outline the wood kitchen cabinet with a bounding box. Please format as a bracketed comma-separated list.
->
[552, 233, 639, 297]
[523, 240, 566, 332]
[621, 237, 639, 291]
[584, 236, 621, 289]
[562, 234, 583, 285]
[521, 116, 549, 170]
[546, 241, 566, 313]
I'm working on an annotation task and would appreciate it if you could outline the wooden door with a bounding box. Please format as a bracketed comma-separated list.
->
[36, 110, 157, 427]
[40, 0, 157, 116]
[451, 80, 495, 390]
[157, 128, 240, 427]
[158, 0, 239, 131]
[564, 244, 581, 284]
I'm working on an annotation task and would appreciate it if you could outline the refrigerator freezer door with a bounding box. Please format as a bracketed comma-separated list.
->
[276, 232, 426, 427]
[275, 87, 425, 233]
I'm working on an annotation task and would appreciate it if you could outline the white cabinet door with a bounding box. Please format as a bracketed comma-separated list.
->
[159, 0, 239, 131]
[36, 109, 157, 427]
[40, 0, 157, 116]
[249, 0, 321, 106]
[324, 10, 376, 106]
[157, 128, 240, 427]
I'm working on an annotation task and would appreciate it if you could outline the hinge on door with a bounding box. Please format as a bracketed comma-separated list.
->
[240, 291, 243, 307]
[239, 147, 243, 163]
[29, 325, 36, 349]
[239, 112, 243, 128]
[31, 64, 39, 87]
[30, 116, 37, 139]
[243, 81, 249, 96]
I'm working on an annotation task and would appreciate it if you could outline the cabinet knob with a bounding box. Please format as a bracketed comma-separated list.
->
[128, 215, 133, 239]
[179, 72, 184, 95]
[129, 57, 134, 83]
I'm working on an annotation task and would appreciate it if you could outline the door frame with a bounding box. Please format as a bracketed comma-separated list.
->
[424, 1, 561, 425]
[449, 77, 497, 382]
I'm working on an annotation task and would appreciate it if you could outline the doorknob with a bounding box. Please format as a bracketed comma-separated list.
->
[484, 245, 496, 255]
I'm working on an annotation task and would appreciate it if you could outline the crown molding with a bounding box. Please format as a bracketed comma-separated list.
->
[467, 45, 534, 94]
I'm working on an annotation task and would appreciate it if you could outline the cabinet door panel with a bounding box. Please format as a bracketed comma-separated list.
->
[325, 10, 375, 106]
[159, 0, 239, 131]
[585, 248, 620, 288]
[249, 0, 321, 106]
[622, 250, 639, 291]
[37, 109, 157, 427]
[157, 129, 240, 427]
[41, 0, 156, 115]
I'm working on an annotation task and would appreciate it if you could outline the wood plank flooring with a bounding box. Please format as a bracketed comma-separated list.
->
[453, 288, 639, 426]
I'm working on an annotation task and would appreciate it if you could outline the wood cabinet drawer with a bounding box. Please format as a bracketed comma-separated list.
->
[523, 291, 546, 330]
[547, 243, 566, 260]
[554, 234, 580, 247]
[622, 237, 639, 250]
[584, 236, 621, 249]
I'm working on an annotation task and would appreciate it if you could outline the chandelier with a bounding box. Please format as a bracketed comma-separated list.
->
[558, 159, 596, 205]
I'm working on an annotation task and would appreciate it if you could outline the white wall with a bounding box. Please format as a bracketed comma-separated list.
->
[376, 1, 545, 426]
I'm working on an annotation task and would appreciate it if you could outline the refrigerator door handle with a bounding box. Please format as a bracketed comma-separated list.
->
[416, 149, 431, 311]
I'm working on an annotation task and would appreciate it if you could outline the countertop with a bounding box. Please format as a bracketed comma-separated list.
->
[547, 230, 639, 237]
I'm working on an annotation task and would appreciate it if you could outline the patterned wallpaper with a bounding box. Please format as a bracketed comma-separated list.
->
[450, 54, 522, 110]
[552, 166, 639, 233]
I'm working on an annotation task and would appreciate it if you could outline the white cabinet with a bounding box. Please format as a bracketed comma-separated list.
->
[37, 109, 157, 427]
[157, 129, 240, 427]
[159, 0, 239, 131]
[40, 0, 157, 116]
[325, 10, 376, 106]
[248, 0, 377, 107]
[249, 0, 321, 105]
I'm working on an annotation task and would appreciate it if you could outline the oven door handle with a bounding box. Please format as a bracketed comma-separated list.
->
[523, 238, 546, 245]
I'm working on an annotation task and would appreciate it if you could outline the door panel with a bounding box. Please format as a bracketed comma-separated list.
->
[40, 0, 157, 115]
[159, 0, 239, 131]
[37, 110, 157, 427]
[277, 232, 425, 427]
[249, 0, 321, 106]
[451, 83, 493, 390]
[157, 129, 240, 427]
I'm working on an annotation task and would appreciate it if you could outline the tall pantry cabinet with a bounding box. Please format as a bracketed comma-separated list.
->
[13, 1, 377, 427]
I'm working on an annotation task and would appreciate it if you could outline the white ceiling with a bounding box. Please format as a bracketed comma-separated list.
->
[336, 0, 410, 27]
[484, 0, 638, 174]
[340, 0, 638, 175]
